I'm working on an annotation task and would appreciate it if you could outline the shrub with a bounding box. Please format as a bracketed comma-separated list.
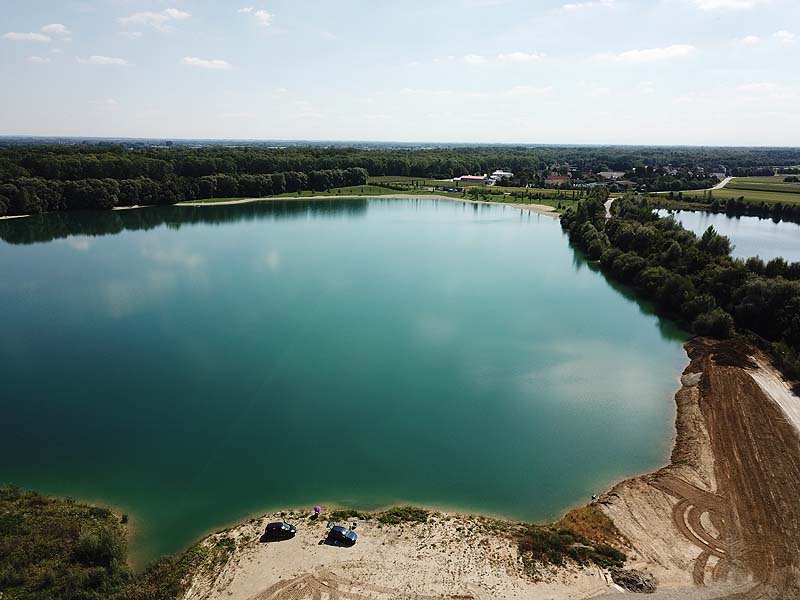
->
[377, 506, 429, 525]
[329, 509, 371, 522]
[693, 308, 735, 339]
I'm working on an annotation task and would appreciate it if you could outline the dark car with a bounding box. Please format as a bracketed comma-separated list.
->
[326, 524, 358, 547]
[263, 521, 297, 541]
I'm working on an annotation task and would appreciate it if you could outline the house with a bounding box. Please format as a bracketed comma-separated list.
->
[491, 169, 514, 181]
[456, 175, 494, 185]
[545, 174, 570, 186]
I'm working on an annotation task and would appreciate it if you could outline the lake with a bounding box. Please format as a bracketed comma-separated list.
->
[658, 209, 800, 263]
[0, 199, 688, 564]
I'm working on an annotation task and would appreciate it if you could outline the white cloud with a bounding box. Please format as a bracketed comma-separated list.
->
[638, 80, 656, 94]
[220, 111, 256, 118]
[27, 55, 51, 63]
[692, 0, 759, 9]
[740, 35, 760, 45]
[563, 0, 614, 9]
[464, 52, 543, 65]
[77, 55, 128, 65]
[119, 8, 191, 32]
[3, 32, 51, 42]
[239, 7, 273, 26]
[182, 56, 232, 70]
[593, 44, 696, 62]
[88, 98, 118, 106]
[504, 85, 554, 96]
[588, 86, 611, 98]
[496, 51, 544, 62]
[41, 24, 70, 35]
[737, 82, 777, 93]
[119, 31, 143, 40]
[400, 87, 453, 96]
[774, 30, 797, 47]
[463, 54, 488, 65]
[253, 10, 273, 26]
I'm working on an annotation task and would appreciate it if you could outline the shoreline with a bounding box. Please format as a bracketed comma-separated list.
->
[181, 193, 561, 217]
[178, 337, 800, 599]
[0, 194, 560, 221]
[4, 338, 798, 598]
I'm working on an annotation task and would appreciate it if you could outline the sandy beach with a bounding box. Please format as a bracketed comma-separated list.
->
[176, 194, 561, 217]
[177, 338, 800, 600]
[184, 512, 615, 600]
[0, 195, 559, 221]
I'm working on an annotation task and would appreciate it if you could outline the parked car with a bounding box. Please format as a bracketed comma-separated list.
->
[326, 524, 358, 547]
[263, 521, 297, 540]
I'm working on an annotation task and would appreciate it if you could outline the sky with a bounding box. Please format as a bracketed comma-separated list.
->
[1, 0, 798, 145]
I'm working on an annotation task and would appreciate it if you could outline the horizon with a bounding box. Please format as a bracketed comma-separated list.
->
[2, 0, 798, 145]
[2, 135, 800, 150]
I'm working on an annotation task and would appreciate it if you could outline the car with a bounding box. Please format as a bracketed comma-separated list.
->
[263, 521, 297, 541]
[326, 524, 358, 547]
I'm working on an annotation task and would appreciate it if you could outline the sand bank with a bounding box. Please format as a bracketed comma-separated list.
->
[176, 194, 560, 217]
[183, 512, 613, 600]
[2, 195, 559, 220]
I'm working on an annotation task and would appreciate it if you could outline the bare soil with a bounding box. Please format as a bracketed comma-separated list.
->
[598, 338, 800, 599]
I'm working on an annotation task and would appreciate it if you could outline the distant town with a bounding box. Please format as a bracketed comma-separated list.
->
[453, 164, 730, 192]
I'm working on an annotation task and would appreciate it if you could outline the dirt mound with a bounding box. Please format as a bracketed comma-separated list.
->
[601, 337, 800, 599]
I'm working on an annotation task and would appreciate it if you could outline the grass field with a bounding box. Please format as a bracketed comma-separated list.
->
[679, 177, 800, 206]
[368, 176, 453, 187]
[729, 176, 799, 186]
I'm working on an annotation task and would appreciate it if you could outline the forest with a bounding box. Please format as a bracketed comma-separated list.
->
[561, 191, 800, 384]
[1, 143, 800, 216]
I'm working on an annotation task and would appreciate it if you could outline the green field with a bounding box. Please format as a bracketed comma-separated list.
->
[368, 175, 454, 187]
[679, 177, 800, 207]
[730, 176, 799, 185]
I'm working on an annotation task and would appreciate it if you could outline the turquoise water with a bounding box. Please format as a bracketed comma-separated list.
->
[659, 209, 800, 263]
[0, 199, 688, 564]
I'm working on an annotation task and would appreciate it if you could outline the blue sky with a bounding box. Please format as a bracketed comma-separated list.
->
[1, 0, 798, 144]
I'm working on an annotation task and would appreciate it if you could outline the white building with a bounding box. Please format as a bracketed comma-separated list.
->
[491, 170, 514, 181]
[456, 175, 495, 185]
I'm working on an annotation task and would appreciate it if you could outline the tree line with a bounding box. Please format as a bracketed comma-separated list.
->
[561, 191, 800, 384]
[3, 144, 800, 182]
[0, 168, 368, 216]
[3, 142, 800, 216]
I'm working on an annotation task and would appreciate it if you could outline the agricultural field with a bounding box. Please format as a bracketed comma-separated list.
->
[680, 176, 800, 206]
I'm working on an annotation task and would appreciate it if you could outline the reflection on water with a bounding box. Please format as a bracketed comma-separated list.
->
[0, 198, 688, 564]
[570, 247, 687, 344]
[0, 199, 369, 245]
[658, 209, 800, 263]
